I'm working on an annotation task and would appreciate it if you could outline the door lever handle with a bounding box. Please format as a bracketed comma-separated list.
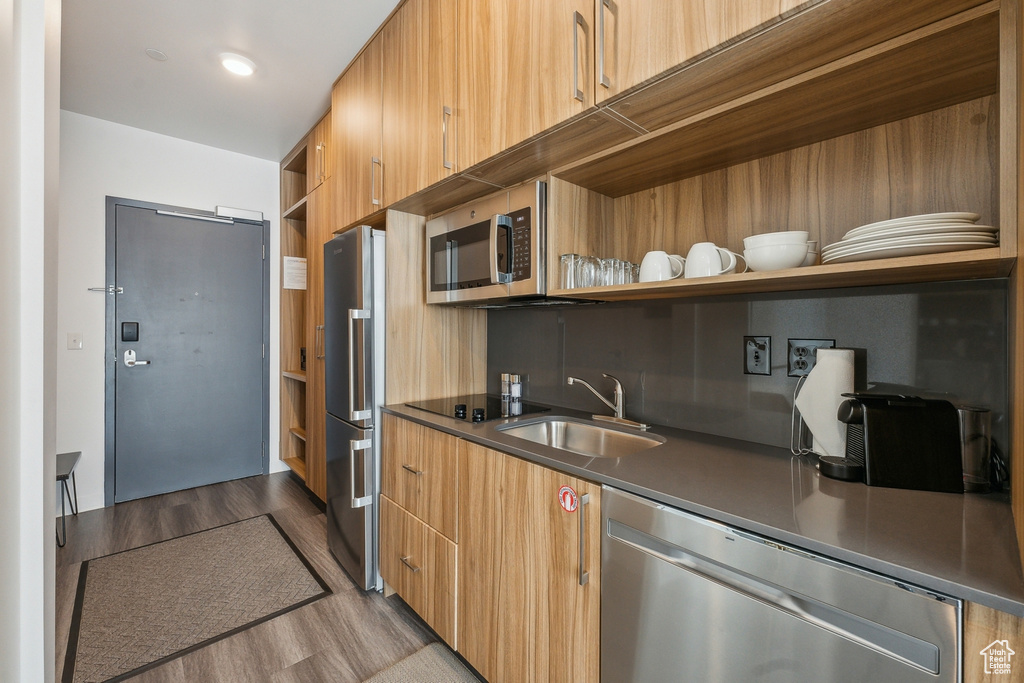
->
[123, 349, 151, 367]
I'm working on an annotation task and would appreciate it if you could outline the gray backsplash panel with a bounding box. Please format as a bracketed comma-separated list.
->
[487, 280, 1008, 452]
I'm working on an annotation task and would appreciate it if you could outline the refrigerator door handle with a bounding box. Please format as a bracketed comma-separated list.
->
[348, 308, 372, 421]
[350, 438, 373, 508]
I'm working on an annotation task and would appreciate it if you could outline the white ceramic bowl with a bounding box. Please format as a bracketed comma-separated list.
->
[744, 242, 810, 271]
[743, 230, 810, 250]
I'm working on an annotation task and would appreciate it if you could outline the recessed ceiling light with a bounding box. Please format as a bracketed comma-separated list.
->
[145, 48, 168, 61]
[219, 53, 256, 77]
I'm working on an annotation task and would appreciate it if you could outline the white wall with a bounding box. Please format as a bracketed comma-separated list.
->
[58, 111, 284, 514]
[2, 0, 60, 680]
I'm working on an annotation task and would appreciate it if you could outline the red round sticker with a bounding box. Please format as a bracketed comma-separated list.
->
[558, 485, 578, 512]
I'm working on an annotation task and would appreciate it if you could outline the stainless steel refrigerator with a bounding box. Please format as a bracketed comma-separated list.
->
[324, 225, 385, 591]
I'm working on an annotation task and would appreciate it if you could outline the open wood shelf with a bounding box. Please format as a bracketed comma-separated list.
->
[282, 370, 307, 383]
[553, 3, 998, 198]
[289, 427, 307, 442]
[283, 196, 308, 221]
[551, 248, 1013, 302]
[282, 456, 307, 481]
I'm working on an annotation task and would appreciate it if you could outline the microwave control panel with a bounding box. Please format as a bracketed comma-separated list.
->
[508, 207, 532, 282]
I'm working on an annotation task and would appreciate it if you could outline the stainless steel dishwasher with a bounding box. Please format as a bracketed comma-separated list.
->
[602, 486, 961, 683]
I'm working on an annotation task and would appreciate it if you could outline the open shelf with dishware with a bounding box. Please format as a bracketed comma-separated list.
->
[545, 0, 1015, 304]
[547, 89, 1012, 301]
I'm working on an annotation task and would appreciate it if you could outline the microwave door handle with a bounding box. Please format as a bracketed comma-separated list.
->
[446, 239, 456, 289]
[489, 214, 514, 285]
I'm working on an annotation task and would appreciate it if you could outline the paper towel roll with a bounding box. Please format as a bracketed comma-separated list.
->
[793, 348, 854, 457]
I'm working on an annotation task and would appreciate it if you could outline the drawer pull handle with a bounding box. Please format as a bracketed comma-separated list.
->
[402, 464, 423, 476]
[400, 556, 421, 573]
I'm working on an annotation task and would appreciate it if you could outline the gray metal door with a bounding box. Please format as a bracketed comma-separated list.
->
[110, 203, 266, 502]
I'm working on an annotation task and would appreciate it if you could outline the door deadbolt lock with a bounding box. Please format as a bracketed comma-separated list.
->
[123, 349, 151, 367]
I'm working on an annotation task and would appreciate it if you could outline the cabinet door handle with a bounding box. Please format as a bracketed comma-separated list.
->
[572, 11, 586, 102]
[578, 492, 590, 586]
[597, 0, 610, 88]
[315, 324, 325, 359]
[402, 464, 423, 476]
[400, 555, 421, 573]
[370, 156, 382, 206]
[442, 106, 453, 171]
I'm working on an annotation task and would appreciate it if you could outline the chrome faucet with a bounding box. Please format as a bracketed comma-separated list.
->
[567, 373, 649, 430]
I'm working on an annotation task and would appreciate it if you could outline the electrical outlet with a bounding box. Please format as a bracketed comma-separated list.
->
[787, 338, 836, 377]
[743, 336, 771, 375]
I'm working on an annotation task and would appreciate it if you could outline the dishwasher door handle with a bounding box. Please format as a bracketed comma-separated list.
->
[606, 518, 941, 675]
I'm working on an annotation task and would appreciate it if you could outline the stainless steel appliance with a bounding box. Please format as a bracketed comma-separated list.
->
[324, 226, 385, 590]
[602, 486, 961, 683]
[426, 181, 546, 304]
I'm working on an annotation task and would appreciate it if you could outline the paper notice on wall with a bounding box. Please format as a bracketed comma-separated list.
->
[283, 257, 307, 290]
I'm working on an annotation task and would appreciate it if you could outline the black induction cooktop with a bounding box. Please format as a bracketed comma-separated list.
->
[405, 394, 550, 423]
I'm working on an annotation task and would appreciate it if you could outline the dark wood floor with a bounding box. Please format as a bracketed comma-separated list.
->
[55, 472, 437, 682]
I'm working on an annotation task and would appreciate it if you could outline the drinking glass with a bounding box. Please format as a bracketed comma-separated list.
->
[575, 256, 599, 288]
[599, 258, 616, 287]
[559, 253, 579, 289]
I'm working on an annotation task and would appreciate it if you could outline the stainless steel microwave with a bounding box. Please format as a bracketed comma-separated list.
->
[426, 181, 546, 304]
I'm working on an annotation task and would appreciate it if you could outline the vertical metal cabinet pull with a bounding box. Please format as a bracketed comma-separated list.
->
[578, 492, 590, 586]
[370, 157, 382, 206]
[315, 324, 325, 359]
[348, 309, 372, 421]
[350, 438, 373, 508]
[442, 106, 453, 170]
[572, 11, 586, 102]
[400, 556, 421, 573]
[598, 0, 610, 88]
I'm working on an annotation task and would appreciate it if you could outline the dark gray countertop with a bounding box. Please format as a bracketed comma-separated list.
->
[383, 402, 1024, 617]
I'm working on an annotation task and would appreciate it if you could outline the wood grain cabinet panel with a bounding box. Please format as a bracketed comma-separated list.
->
[381, 413, 460, 541]
[457, 441, 601, 683]
[333, 34, 383, 228]
[382, 0, 457, 205]
[307, 113, 332, 192]
[302, 184, 334, 501]
[380, 495, 457, 647]
[457, 0, 594, 169]
[596, 0, 805, 104]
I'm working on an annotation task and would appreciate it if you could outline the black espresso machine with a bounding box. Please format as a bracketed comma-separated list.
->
[818, 393, 964, 493]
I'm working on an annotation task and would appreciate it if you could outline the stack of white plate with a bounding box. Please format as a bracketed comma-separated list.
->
[820, 212, 998, 264]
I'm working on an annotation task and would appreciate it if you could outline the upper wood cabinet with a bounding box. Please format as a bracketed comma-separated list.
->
[382, 0, 458, 205]
[595, 0, 806, 104]
[333, 34, 383, 228]
[307, 113, 332, 192]
[457, 441, 601, 683]
[457, 0, 595, 170]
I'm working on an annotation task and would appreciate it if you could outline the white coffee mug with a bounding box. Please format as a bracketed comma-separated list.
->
[639, 251, 685, 282]
[684, 242, 746, 278]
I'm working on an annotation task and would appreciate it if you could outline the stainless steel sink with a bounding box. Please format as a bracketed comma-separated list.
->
[497, 416, 665, 458]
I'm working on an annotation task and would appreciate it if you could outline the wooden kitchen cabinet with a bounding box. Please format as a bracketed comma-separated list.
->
[381, 413, 460, 541]
[307, 112, 332, 192]
[302, 183, 333, 501]
[333, 33, 383, 228]
[380, 495, 457, 645]
[457, 441, 601, 683]
[594, 0, 806, 104]
[457, 0, 594, 170]
[380, 413, 460, 647]
[382, 0, 458, 205]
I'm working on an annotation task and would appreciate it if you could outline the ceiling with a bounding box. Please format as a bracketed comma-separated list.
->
[60, 0, 399, 162]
